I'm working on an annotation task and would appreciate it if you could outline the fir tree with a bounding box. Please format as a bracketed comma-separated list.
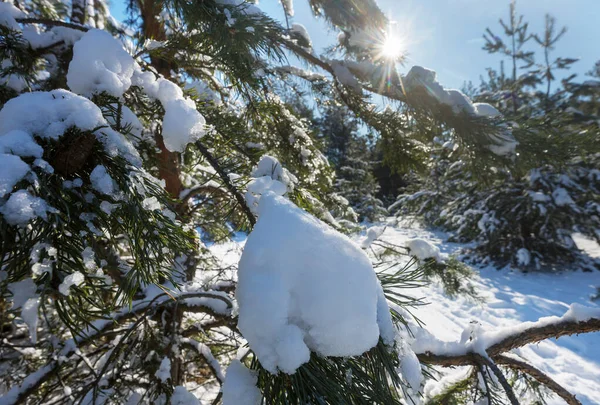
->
[1, 0, 599, 404]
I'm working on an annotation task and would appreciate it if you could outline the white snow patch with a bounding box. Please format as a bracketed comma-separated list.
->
[0, 190, 52, 226]
[0, 130, 43, 158]
[516, 248, 531, 266]
[552, 187, 575, 206]
[155, 357, 171, 382]
[236, 193, 394, 374]
[222, 360, 261, 405]
[0, 154, 30, 197]
[58, 272, 85, 296]
[406, 238, 442, 262]
[170, 386, 200, 405]
[90, 165, 115, 196]
[290, 23, 310, 48]
[132, 72, 206, 152]
[67, 29, 136, 98]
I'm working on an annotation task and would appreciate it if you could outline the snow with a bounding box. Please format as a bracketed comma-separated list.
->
[0, 154, 30, 197]
[361, 225, 385, 248]
[290, 23, 311, 48]
[103, 104, 143, 137]
[155, 357, 171, 382]
[331, 61, 362, 91]
[90, 165, 115, 196]
[0, 190, 52, 226]
[0, 130, 43, 158]
[251, 155, 297, 191]
[280, 0, 294, 16]
[487, 130, 519, 157]
[374, 222, 600, 404]
[222, 360, 261, 405]
[246, 155, 297, 212]
[0, 90, 105, 140]
[552, 187, 575, 206]
[403, 66, 475, 114]
[67, 29, 136, 98]
[516, 247, 531, 266]
[21, 297, 40, 344]
[0, 2, 25, 31]
[0, 89, 141, 166]
[170, 386, 200, 405]
[236, 193, 394, 374]
[406, 238, 442, 262]
[58, 272, 85, 296]
[162, 99, 206, 152]
[563, 303, 600, 322]
[132, 72, 207, 152]
[7, 279, 37, 309]
[473, 102, 502, 117]
[210, 220, 600, 403]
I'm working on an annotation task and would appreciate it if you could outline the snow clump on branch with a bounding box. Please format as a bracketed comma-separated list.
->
[236, 192, 395, 374]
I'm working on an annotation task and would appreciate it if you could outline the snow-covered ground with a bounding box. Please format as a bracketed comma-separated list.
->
[202, 220, 600, 404]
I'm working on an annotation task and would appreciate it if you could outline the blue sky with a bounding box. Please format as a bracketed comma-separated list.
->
[111, 0, 600, 90]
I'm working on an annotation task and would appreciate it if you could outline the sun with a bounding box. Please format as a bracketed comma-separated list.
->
[381, 34, 403, 60]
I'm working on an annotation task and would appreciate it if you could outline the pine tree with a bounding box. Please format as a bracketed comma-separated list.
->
[1, 0, 599, 404]
[393, 2, 600, 270]
[316, 101, 387, 222]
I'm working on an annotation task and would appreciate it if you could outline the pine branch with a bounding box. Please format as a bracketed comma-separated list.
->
[1, 292, 232, 405]
[15, 18, 88, 31]
[486, 317, 600, 357]
[416, 316, 600, 405]
[417, 317, 600, 366]
[195, 141, 256, 227]
[495, 354, 582, 405]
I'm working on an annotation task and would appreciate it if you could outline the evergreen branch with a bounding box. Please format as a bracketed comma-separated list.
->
[495, 354, 582, 405]
[195, 141, 256, 227]
[0, 292, 232, 405]
[15, 18, 88, 31]
[179, 338, 225, 384]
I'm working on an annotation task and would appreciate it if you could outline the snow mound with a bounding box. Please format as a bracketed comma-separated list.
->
[402, 66, 518, 156]
[290, 23, 311, 48]
[246, 155, 297, 213]
[0, 89, 141, 166]
[132, 72, 206, 152]
[67, 29, 136, 98]
[170, 386, 200, 405]
[236, 193, 394, 374]
[0, 154, 30, 197]
[0, 130, 43, 158]
[361, 226, 385, 248]
[222, 360, 261, 405]
[0, 190, 53, 226]
[406, 238, 442, 262]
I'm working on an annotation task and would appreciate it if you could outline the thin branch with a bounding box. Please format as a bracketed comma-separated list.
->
[475, 354, 519, 405]
[495, 355, 582, 405]
[195, 141, 256, 227]
[15, 18, 88, 31]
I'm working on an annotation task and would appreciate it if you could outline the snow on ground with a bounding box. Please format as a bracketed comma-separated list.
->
[202, 219, 600, 404]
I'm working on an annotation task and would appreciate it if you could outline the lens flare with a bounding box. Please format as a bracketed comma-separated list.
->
[381, 34, 403, 59]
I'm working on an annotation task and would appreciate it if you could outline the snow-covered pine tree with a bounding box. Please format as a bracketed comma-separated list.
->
[393, 2, 600, 271]
[1, 0, 599, 404]
[317, 100, 387, 222]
